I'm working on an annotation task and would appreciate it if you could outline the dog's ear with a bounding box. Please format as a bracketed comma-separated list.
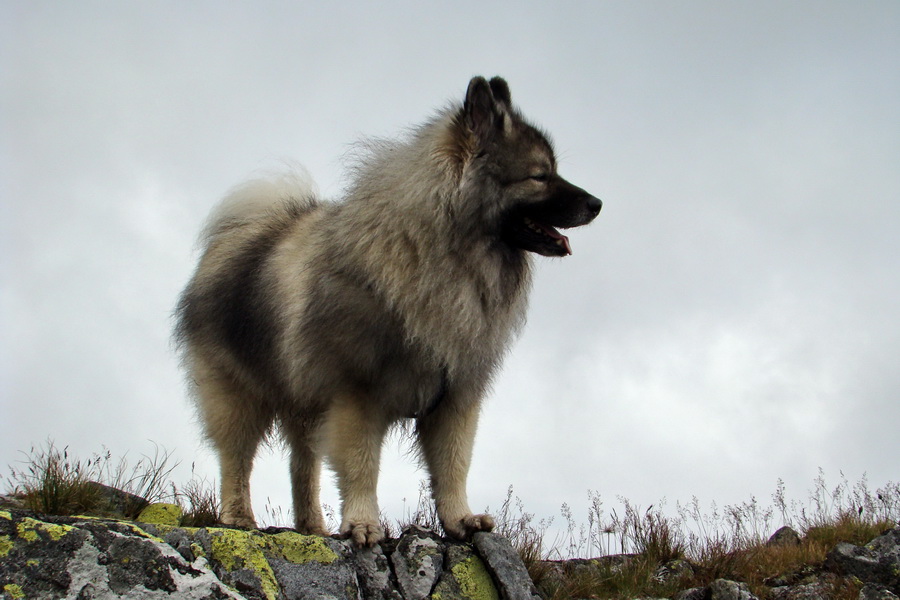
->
[488, 77, 512, 109]
[464, 76, 509, 142]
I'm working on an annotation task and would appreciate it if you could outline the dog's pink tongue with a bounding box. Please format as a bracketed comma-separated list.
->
[538, 223, 572, 255]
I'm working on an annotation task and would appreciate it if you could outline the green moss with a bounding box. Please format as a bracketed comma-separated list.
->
[16, 517, 75, 542]
[137, 503, 183, 526]
[264, 531, 339, 564]
[0, 511, 11, 520]
[0, 535, 12, 557]
[3, 584, 25, 599]
[209, 529, 279, 600]
[451, 556, 499, 600]
[191, 541, 206, 559]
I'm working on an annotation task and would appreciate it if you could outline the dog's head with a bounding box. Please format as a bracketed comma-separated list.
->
[460, 76, 602, 257]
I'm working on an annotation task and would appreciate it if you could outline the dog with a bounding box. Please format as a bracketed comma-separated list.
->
[175, 76, 601, 546]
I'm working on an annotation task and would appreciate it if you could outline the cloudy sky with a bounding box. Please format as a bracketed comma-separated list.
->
[3, 1, 898, 545]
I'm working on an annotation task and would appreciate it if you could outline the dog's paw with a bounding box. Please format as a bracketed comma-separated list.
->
[220, 513, 257, 529]
[342, 520, 384, 547]
[295, 519, 329, 537]
[220, 503, 257, 529]
[443, 513, 495, 540]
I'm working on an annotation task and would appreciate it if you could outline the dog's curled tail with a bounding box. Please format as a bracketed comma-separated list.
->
[201, 166, 319, 242]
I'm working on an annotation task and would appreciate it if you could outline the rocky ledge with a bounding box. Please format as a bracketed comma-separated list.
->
[2, 503, 899, 599]
[0, 505, 540, 599]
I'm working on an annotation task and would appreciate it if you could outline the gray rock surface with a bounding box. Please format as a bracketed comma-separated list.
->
[860, 583, 900, 600]
[473, 532, 541, 600]
[766, 526, 801, 547]
[825, 527, 900, 594]
[0, 509, 243, 599]
[708, 578, 759, 600]
[768, 581, 832, 600]
[390, 526, 443, 599]
[0, 507, 542, 600]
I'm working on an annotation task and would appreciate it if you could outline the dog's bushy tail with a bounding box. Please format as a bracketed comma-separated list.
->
[201, 167, 319, 242]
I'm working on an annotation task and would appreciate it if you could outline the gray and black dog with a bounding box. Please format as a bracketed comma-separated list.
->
[175, 76, 601, 546]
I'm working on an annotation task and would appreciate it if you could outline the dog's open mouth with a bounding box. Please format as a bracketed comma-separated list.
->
[501, 191, 600, 257]
[523, 217, 572, 256]
[503, 215, 572, 257]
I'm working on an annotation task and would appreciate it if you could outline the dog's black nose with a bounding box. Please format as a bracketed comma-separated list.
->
[587, 195, 602, 215]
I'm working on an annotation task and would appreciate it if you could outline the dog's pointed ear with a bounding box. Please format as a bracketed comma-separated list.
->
[464, 76, 509, 142]
[488, 77, 512, 109]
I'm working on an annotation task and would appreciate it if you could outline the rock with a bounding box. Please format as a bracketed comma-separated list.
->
[825, 527, 900, 594]
[767, 526, 801, 547]
[473, 531, 542, 600]
[673, 587, 706, 600]
[654, 558, 694, 584]
[708, 578, 759, 600]
[1, 507, 550, 599]
[432, 543, 499, 600]
[355, 543, 400, 600]
[860, 583, 900, 600]
[674, 579, 760, 600]
[391, 526, 444, 599]
[768, 581, 833, 599]
[0, 508, 243, 599]
[82, 481, 150, 517]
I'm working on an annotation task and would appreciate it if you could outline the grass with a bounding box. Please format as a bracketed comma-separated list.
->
[5, 440, 220, 526]
[5, 443, 898, 598]
[499, 471, 900, 599]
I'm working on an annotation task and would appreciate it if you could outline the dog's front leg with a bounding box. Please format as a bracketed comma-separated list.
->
[417, 394, 495, 540]
[322, 394, 389, 547]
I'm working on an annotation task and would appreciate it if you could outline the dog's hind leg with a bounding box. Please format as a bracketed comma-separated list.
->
[321, 393, 390, 547]
[193, 364, 274, 529]
[281, 412, 328, 535]
[417, 394, 495, 540]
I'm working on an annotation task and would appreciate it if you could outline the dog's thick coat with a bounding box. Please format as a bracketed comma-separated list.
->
[176, 76, 601, 545]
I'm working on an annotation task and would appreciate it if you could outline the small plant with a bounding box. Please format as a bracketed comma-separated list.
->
[176, 467, 221, 527]
[6, 441, 108, 515]
[397, 479, 441, 532]
[6, 440, 182, 520]
[489, 485, 552, 580]
[107, 442, 179, 515]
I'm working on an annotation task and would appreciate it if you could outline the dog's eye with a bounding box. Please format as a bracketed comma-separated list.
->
[529, 173, 549, 183]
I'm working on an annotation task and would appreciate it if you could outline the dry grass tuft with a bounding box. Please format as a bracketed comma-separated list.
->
[5, 440, 216, 526]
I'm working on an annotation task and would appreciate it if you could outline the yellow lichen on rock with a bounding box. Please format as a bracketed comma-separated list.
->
[16, 517, 74, 542]
[137, 502, 183, 526]
[452, 556, 500, 600]
[191, 541, 206, 559]
[209, 528, 280, 600]
[0, 535, 12, 557]
[263, 530, 339, 564]
[202, 527, 340, 600]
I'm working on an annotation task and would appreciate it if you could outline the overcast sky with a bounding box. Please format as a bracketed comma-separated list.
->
[3, 1, 898, 547]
